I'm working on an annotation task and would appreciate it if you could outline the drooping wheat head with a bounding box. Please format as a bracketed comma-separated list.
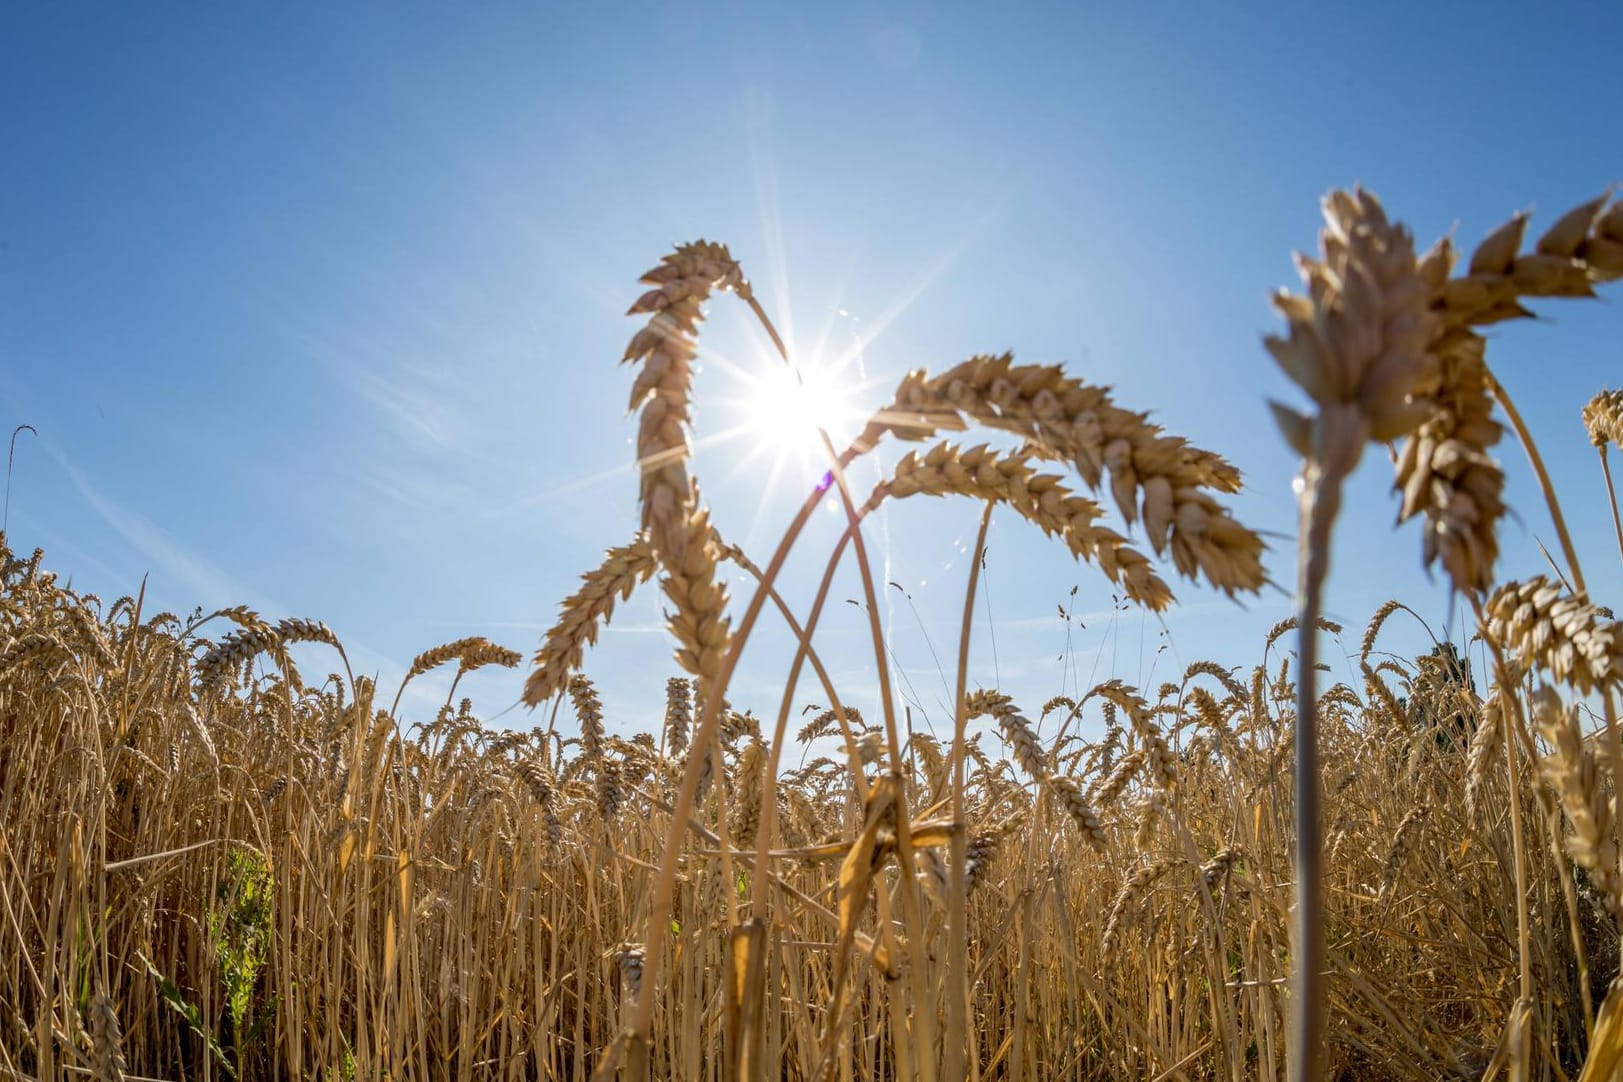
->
[867, 440, 1172, 608]
[523, 533, 657, 705]
[864, 354, 1266, 597]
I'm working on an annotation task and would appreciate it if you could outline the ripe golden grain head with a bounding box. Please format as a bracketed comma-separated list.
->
[1583, 389, 1623, 449]
[1484, 577, 1622, 695]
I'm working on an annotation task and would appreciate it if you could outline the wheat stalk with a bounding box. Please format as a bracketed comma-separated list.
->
[1268, 186, 1437, 1082]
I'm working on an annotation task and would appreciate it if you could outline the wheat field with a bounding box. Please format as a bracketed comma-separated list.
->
[4, 189, 1623, 1080]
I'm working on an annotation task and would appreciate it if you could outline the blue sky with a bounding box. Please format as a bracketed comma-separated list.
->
[3, 4, 1620, 743]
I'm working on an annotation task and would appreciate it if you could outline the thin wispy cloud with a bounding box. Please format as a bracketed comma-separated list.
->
[346, 364, 465, 449]
[279, 322, 469, 451]
[50, 445, 462, 715]
[986, 597, 1256, 634]
[348, 459, 479, 513]
[58, 456, 283, 616]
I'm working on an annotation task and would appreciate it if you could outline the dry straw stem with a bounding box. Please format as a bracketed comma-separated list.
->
[944, 500, 994, 1082]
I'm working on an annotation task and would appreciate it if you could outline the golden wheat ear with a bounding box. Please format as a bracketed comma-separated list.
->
[1585, 391, 1623, 450]
[1532, 684, 1623, 919]
[1395, 194, 1623, 592]
[523, 533, 656, 706]
[1268, 187, 1441, 1081]
[392, 635, 518, 715]
[623, 241, 748, 555]
[1484, 577, 1622, 696]
[867, 440, 1173, 609]
[886, 354, 1269, 596]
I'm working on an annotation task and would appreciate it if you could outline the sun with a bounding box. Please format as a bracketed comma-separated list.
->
[739, 361, 860, 464]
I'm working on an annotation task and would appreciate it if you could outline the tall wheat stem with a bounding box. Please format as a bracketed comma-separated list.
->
[1599, 448, 1623, 572]
[819, 431, 939, 1082]
[600, 458, 847, 1081]
[1289, 460, 1343, 1082]
[740, 542, 872, 906]
[4, 424, 35, 536]
[1266, 191, 1440, 1080]
[945, 503, 993, 1082]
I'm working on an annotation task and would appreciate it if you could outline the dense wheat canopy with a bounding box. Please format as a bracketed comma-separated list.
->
[0, 533, 1612, 1079]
